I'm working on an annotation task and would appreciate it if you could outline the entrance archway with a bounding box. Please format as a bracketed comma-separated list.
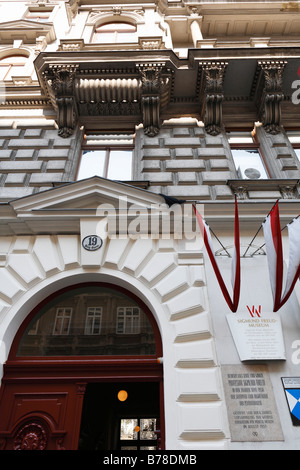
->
[0, 283, 164, 450]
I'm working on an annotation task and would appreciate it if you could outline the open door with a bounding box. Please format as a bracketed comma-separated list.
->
[0, 283, 164, 451]
[78, 382, 161, 450]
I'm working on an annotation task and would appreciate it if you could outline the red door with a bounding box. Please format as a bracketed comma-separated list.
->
[0, 359, 163, 450]
[0, 283, 164, 450]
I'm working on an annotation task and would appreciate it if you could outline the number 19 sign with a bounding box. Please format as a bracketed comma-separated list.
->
[82, 235, 103, 252]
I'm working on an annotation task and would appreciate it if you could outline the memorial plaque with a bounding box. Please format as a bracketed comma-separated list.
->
[222, 365, 284, 441]
[226, 310, 285, 361]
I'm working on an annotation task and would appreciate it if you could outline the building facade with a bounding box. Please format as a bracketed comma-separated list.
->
[0, 0, 300, 451]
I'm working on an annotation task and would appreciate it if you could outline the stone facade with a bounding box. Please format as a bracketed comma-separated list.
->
[0, 0, 300, 452]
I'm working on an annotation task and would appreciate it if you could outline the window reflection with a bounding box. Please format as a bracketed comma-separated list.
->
[18, 286, 156, 357]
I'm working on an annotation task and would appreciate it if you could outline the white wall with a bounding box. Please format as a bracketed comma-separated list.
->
[0, 232, 229, 450]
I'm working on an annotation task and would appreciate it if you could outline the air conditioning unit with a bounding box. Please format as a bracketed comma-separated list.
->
[237, 166, 262, 179]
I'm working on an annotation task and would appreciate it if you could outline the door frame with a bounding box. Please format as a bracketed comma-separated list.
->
[0, 283, 165, 450]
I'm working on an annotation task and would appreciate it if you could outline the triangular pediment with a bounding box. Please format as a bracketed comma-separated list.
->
[0, 19, 52, 30]
[0, 20, 56, 44]
[10, 177, 163, 214]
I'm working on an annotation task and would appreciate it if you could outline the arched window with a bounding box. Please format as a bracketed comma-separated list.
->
[0, 55, 27, 81]
[94, 22, 137, 44]
[16, 284, 159, 357]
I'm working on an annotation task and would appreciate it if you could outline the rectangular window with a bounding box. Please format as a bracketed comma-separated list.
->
[84, 307, 102, 335]
[117, 307, 140, 334]
[25, 8, 53, 22]
[286, 131, 300, 161]
[77, 134, 134, 181]
[53, 308, 72, 335]
[227, 131, 269, 179]
[94, 23, 137, 44]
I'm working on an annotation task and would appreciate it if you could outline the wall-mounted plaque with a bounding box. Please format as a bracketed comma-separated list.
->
[282, 377, 300, 426]
[222, 365, 284, 442]
[226, 309, 285, 361]
[82, 235, 103, 252]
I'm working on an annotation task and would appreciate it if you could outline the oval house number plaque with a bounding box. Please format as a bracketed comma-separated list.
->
[82, 235, 103, 251]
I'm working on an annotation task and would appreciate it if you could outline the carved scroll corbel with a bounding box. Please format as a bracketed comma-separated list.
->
[258, 60, 287, 135]
[199, 62, 228, 136]
[138, 64, 167, 137]
[50, 65, 79, 138]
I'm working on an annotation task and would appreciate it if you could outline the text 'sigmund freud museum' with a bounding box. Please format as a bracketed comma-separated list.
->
[0, 0, 299, 452]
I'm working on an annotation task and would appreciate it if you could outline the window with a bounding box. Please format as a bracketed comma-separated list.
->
[77, 134, 134, 181]
[227, 131, 269, 179]
[85, 307, 102, 335]
[53, 308, 72, 335]
[94, 22, 137, 44]
[120, 418, 157, 450]
[286, 131, 300, 161]
[25, 8, 53, 22]
[0, 55, 27, 81]
[17, 286, 156, 356]
[117, 307, 140, 334]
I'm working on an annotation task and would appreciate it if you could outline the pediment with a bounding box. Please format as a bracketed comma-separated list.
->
[10, 177, 163, 215]
[0, 20, 56, 43]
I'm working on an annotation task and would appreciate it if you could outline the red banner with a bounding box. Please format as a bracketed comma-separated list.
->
[193, 197, 240, 312]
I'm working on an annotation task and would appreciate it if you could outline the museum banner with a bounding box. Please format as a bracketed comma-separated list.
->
[193, 197, 240, 312]
[263, 202, 300, 311]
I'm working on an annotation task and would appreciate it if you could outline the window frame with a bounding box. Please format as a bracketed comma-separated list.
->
[93, 21, 137, 44]
[24, 6, 54, 23]
[53, 307, 73, 336]
[77, 134, 134, 181]
[0, 55, 27, 81]
[84, 306, 103, 335]
[286, 131, 300, 160]
[10, 282, 162, 360]
[227, 130, 270, 179]
[116, 307, 141, 335]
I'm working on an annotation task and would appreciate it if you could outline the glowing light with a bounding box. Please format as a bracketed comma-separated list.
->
[117, 390, 128, 402]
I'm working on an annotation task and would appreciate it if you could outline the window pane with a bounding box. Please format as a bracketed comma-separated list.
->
[140, 419, 157, 440]
[85, 134, 134, 146]
[227, 131, 254, 144]
[0, 65, 10, 80]
[53, 308, 72, 335]
[85, 307, 102, 335]
[95, 22, 137, 44]
[117, 307, 140, 334]
[107, 150, 133, 180]
[17, 286, 156, 356]
[0, 56, 27, 80]
[120, 419, 138, 440]
[77, 150, 106, 180]
[286, 132, 300, 144]
[232, 149, 268, 179]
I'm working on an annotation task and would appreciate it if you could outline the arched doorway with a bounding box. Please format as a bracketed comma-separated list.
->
[0, 283, 164, 450]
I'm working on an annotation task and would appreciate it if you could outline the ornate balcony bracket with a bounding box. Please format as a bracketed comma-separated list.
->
[198, 61, 228, 136]
[44, 65, 79, 138]
[137, 63, 172, 137]
[257, 60, 288, 135]
[41, 58, 172, 138]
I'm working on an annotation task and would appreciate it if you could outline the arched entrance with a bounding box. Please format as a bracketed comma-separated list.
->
[0, 283, 164, 450]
